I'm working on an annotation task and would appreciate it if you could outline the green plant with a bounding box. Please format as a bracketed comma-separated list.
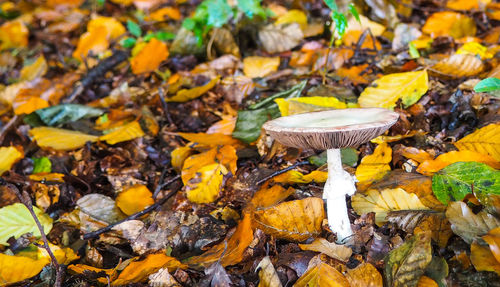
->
[120, 20, 175, 49]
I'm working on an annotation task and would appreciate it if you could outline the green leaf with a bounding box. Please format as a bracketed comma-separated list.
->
[147, 31, 176, 41]
[32, 104, 104, 126]
[332, 11, 348, 38]
[432, 162, 500, 205]
[0, 203, 53, 245]
[323, 0, 338, 11]
[237, 0, 267, 19]
[348, 3, 360, 23]
[32, 157, 51, 174]
[182, 18, 197, 31]
[121, 37, 137, 48]
[308, 148, 358, 167]
[127, 20, 142, 37]
[474, 77, 500, 94]
[203, 0, 233, 28]
[409, 42, 420, 59]
[384, 232, 432, 287]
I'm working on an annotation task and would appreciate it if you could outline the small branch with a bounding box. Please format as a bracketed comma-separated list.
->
[83, 187, 180, 240]
[0, 180, 63, 286]
[256, 161, 310, 186]
[158, 86, 174, 126]
[0, 115, 20, 145]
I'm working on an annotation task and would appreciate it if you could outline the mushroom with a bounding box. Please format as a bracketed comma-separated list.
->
[263, 108, 399, 243]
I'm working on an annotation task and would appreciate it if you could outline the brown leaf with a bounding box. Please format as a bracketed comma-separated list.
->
[346, 262, 383, 287]
[431, 54, 484, 78]
[258, 23, 303, 54]
[470, 241, 500, 276]
[483, 227, 500, 264]
[298, 238, 352, 262]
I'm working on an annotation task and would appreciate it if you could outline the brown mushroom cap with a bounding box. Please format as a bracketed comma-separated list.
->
[262, 108, 399, 150]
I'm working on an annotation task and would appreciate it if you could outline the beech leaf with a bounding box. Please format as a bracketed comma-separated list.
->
[0, 203, 53, 245]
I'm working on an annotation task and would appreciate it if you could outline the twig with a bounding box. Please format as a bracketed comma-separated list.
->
[0, 180, 63, 286]
[158, 86, 174, 126]
[83, 187, 180, 240]
[256, 161, 310, 185]
[0, 115, 20, 145]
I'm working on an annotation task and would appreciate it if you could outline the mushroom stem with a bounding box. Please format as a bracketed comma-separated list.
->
[324, 148, 356, 244]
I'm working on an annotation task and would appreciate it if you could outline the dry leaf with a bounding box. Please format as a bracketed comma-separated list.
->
[68, 264, 117, 284]
[358, 70, 429, 109]
[131, 38, 169, 75]
[30, 127, 98, 151]
[253, 197, 325, 241]
[336, 64, 370, 85]
[422, 11, 476, 38]
[259, 23, 303, 54]
[456, 42, 494, 59]
[454, 123, 500, 161]
[249, 185, 294, 210]
[272, 170, 328, 184]
[256, 256, 283, 287]
[73, 16, 125, 60]
[206, 117, 236, 135]
[446, 0, 479, 10]
[0, 254, 48, 285]
[483, 227, 500, 264]
[116, 184, 154, 215]
[470, 241, 500, 276]
[166, 76, 220, 102]
[431, 54, 484, 78]
[243, 56, 280, 78]
[0, 146, 23, 175]
[352, 188, 429, 226]
[417, 150, 500, 176]
[77, 193, 126, 228]
[298, 238, 353, 262]
[185, 163, 228, 204]
[99, 121, 145, 145]
[0, 20, 29, 50]
[355, 143, 392, 185]
[346, 262, 383, 287]
[294, 261, 350, 287]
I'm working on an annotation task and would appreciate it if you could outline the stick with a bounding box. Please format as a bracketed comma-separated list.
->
[256, 161, 310, 185]
[0, 115, 20, 145]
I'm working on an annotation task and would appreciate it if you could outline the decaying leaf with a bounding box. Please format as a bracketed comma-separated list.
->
[483, 227, 500, 264]
[19, 55, 48, 82]
[355, 143, 392, 186]
[346, 262, 383, 287]
[454, 123, 500, 161]
[165, 76, 220, 102]
[352, 188, 429, 226]
[294, 261, 350, 287]
[253, 197, 325, 241]
[445, 201, 500, 244]
[249, 185, 294, 210]
[256, 256, 283, 287]
[68, 264, 118, 284]
[384, 232, 432, 287]
[431, 54, 484, 78]
[77, 194, 126, 229]
[275, 96, 351, 117]
[298, 238, 352, 262]
[0, 203, 53, 245]
[358, 70, 428, 109]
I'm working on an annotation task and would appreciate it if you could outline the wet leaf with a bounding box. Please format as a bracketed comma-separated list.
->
[358, 70, 428, 109]
[0, 254, 48, 285]
[352, 188, 429, 226]
[298, 238, 352, 262]
[166, 76, 220, 102]
[445, 201, 500, 244]
[294, 261, 350, 287]
[185, 163, 228, 204]
[346, 262, 383, 287]
[116, 185, 154, 216]
[256, 256, 282, 287]
[431, 162, 500, 205]
[470, 241, 500, 276]
[417, 150, 500, 176]
[99, 121, 145, 145]
[0, 146, 23, 175]
[253, 197, 325, 241]
[0, 203, 53, 245]
[355, 143, 392, 185]
[243, 56, 280, 78]
[454, 123, 500, 161]
[422, 11, 476, 38]
[30, 127, 98, 150]
[384, 232, 432, 287]
[131, 38, 169, 75]
[431, 54, 484, 78]
[30, 104, 103, 126]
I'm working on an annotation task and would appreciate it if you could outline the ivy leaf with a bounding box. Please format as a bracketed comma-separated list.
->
[32, 157, 51, 174]
[126, 20, 142, 38]
[474, 77, 500, 94]
[432, 162, 500, 205]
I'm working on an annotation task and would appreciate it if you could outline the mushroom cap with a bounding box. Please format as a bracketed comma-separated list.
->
[262, 108, 399, 150]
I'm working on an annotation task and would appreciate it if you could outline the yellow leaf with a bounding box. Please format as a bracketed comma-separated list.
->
[417, 150, 500, 176]
[275, 96, 350, 117]
[346, 262, 383, 287]
[456, 42, 494, 59]
[20, 56, 48, 82]
[243, 56, 280, 78]
[298, 238, 352, 262]
[99, 121, 145, 145]
[181, 145, 237, 185]
[454, 123, 500, 161]
[446, 0, 480, 10]
[147, 7, 182, 21]
[112, 253, 187, 285]
[0, 254, 48, 285]
[370, 131, 420, 144]
[87, 16, 126, 40]
[37, 242, 79, 265]
[186, 213, 253, 267]
[14, 96, 49, 115]
[294, 261, 350, 287]
[470, 241, 500, 276]
[0, 146, 23, 175]
[72, 28, 109, 61]
[483, 227, 500, 264]
[355, 143, 392, 184]
[422, 11, 476, 38]
[431, 54, 484, 78]
[351, 188, 429, 226]
[116, 185, 154, 215]
[256, 256, 282, 287]
[166, 76, 220, 102]
[275, 9, 307, 30]
[254, 197, 325, 241]
[30, 127, 98, 151]
[206, 117, 236, 135]
[0, 20, 29, 50]
[177, 132, 240, 147]
[273, 170, 328, 184]
[171, 146, 195, 171]
[185, 163, 228, 204]
[68, 264, 117, 284]
[131, 38, 169, 75]
[359, 70, 428, 109]
[0, 203, 53, 245]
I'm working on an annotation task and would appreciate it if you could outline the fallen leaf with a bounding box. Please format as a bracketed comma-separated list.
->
[68, 264, 118, 284]
[99, 121, 145, 145]
[177, 132, 241, 147]
[181, 145, 237, 185]
[470, 241, 500, 276]
[77, 194, 126, 227]
[274, 9, 307, 29]
[171, 146, 194, 171]
[346, 14, 386, 36]
[29, 127, 99, 151]
[446, 0, 479, 10]
[0, 203, 53, 245]
[294, 261, 350, 287]
[0, 146, 23, 175]
[346, 262, 383, 287]
[243, 56, 280, 78]
[253, 197, 325, 241]
[355, 143, 392, 185]
[275, 96, 350, 117]
[417, 150, 500, 176]
[147, 7, 182, 21]
[112, 253, 186, 285]
[272, 170, 328, 184]
[165, 76, 220, 102]
[358, 70, 429, 109]
[31, 104, 104, 126]
[29, 173, 65, 183]
[20, 56, 48, 81]
[205, 262, 232, 286]
[116, 184, 155, 216]
[0, 20, 29, 50]
[249, 185, 294, 210]
[72, 27, 109, 61]
[384, 232, 432, 287]
[259, 23, 303, 54]
[454, 123, 500, 161]
[352, 188, 430, 226]
[456, 42, 494, 59]
[298, 238, 352, 262]
[422, 11, 476, 38]
[336, 64, 370, 85]
[185, 163, 228, 204]
[131, 38, 169, 74]
[445, 201, 500, 244]
[87, 16, 126, 40]
[417, 276, 438, 287]
[483, 227, 500, 264]
[431, 54, 484, 78]
[206, 117, 236, 135]
[0, 254, 48, 285]
[256, 256, 283, 287]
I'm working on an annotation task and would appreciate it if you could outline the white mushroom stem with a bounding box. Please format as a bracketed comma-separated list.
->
[324, 148, 357, 244]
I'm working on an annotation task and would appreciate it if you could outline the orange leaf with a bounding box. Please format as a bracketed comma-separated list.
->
[253, 197, 325, 241]
[346, 262, 383, 287]
[166, 76, 220, 102]
[417, 150, 500, 176]
[147, 7, 182, 21]
[72, 28, 109, 61]
[273, 170, 328, 184]
[29, 127, 99, 151]
[178, 132, 240, 147]
[243, 56, 280, 78]
[20, 55, 48, 82]
[454, 123, 500, 161]
[336, 64, 370, 85]
[446, 0, 479, 10]
[29, 173, 65, 183]
[0, 20, 29, 50]
[483, 227, 500, 264]
[99, 121, 145, 145]
[355, 143, 392, 186]
[422, 11, 476, 38]
[112, 253, 186, 285]
[206, 117, 236, 135]
[294, 261, 350, 287]
[186, 213, 254, 267]
[14, 96, 49, 115]
[131, 38, 169, 75]
[116, 184, 154, 215]
[87, 16, 126, 40]
[181, 145, 237, 185]
[397, 146, 434, 164]
[470, 241, 500, 276]
[68, 264, 117, 284]
[417, 276, 438, 287]
[249, 185, 294, 210]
